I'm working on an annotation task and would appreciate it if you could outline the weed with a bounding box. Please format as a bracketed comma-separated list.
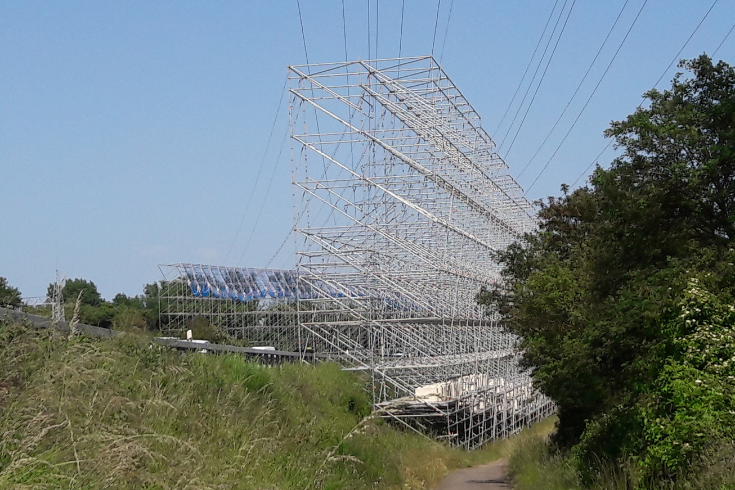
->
[0, 321, 546, 489]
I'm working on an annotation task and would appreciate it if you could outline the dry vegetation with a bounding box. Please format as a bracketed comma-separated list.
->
[0, 320, 550, 489]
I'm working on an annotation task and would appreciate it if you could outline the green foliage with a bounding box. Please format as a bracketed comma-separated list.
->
[50, 277, 103, 307]
[0, 321, 526, 489]
[185, 315, 229, 343]
[479, 56, 735, 485]
[42, 278, 163, 331]
[632, 279, 735, 480]
[508, 432, 735, 490]
[0, 277, 21, 308]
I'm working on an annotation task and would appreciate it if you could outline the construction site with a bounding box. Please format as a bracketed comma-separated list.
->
[159, 56, 555, 449]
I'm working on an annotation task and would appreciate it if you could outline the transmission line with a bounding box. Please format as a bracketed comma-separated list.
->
[439, 0, 454, 62]
[524, 0, 647, 195]
[265, 228, 292, 268]
[399, 0, 405, 57]
[493, 0, 561, 137]
[651, 0, 718, 90]
[503, 0, 577, 158]
[224, 80, 287, 263]
[296, 0, 310, 63]
[341, 0, 348, 61]
[713, 22, 735, 56]
[238, 126, 290, 266]
[367, 0, 371, 59]
[569, 0, 722, 189]
[517, 0, 632, 179]
[376, 0, 379, 59]
[432, 0, 441, 55]
[499, 0, 574, 152]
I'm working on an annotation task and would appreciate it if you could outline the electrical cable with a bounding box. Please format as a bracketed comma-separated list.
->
[399, 0, 405, 58]
[432, 0, 442, 55]
[517, 0, 632, 179]
[376, 0, 379, 59]
[296, 0, 310, 63]
[439, 0, 454, 63]
[265, 229, 292, 268]
[294, 0, 328, 187]
[238, 126, 290, 266]
[569, 0, 721, 189]
[494, 0, 561, 136]
[342, 0, 348, 61]
[713, 22, 735, 57]
[503, 0, 578, 158]
[651, 0, 718, 90]
[224, 80, 288, 263]
[570, 140, 612, 188]
[524, 0, 647, 195]
[498, 0, 571, 150]
[368, 0, 371, 59]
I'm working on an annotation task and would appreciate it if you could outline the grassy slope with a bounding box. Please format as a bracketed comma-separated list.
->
[508, 429, 735, 490]
[0, 321, 545, 490]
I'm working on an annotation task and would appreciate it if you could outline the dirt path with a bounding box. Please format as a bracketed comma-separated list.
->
[436, 458, 511, 490]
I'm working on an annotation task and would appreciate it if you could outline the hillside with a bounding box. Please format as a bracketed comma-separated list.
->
[0, 320, 537, 489]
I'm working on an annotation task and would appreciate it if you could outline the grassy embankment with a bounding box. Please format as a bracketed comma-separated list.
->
[0, 320, 553, 489]
[508, 428, 735, 490]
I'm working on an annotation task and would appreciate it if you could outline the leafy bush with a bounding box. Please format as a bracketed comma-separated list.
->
[480, 55, 735, 485]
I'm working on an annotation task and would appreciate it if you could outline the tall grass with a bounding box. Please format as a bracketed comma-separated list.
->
[0, 321, 546, 489]
[507, 422, 735, 490]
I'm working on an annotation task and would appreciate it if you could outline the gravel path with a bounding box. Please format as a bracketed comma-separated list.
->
[436, 458, 511, 490]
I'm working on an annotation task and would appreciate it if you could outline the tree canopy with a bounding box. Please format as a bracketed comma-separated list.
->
[47, 278, 103, 307]
[0, 277, 22, 308]
[479, 55, 735, 483]
[40, 278, 162, 331]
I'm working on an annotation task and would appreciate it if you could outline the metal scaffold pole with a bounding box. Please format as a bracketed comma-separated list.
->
[159, 56, 554, 449]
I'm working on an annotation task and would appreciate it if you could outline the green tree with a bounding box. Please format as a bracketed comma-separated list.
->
[48, 278, 103, 307]
[479, 56, 735, 482]
[112, 292, 142, 309]
[0, 277, 22, 308]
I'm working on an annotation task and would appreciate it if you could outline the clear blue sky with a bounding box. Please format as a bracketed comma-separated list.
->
[2, 0, 734, 300]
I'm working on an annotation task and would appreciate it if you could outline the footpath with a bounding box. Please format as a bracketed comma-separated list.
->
[437, 458, 511, 489]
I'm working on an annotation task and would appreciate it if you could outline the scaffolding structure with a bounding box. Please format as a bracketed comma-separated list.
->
[160, 56, 554, 449]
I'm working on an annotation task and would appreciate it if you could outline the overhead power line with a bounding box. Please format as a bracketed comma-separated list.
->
[651, 0, 718, 90]
[524, 0, 648, 195]
[494, 0, 562, 136]
[265, 228, 292, 269]
[713, 22, 735, 56]
[376, 0, 379, 59]
[367, 0, 371, 59]
[432, 0, 442, 55]
[569, 0, 721, 189]
[399, 0, 405, 57]
[224, 80, 288, 263]
[502, 0, 578, 158]
[498, 0, 572, 150]
[439, 0, 455, 62]
[341, 0, 348, 61]
[296, 0, 309, 63]
[569, 140, 613, 188]
[518, 0, 633, 179]
[238, 125, 290, 266]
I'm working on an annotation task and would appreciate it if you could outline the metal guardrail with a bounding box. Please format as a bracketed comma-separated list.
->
[0, 306, 118, 338]
[152, 338, 328, 365]
[0, 306, 326, 364]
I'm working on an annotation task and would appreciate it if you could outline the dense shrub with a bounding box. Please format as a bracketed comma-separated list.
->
[480, 56, 735, 485]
